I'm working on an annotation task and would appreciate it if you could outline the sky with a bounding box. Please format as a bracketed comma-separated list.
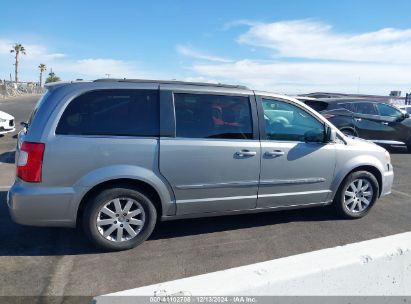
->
[1, 0, 411, 95]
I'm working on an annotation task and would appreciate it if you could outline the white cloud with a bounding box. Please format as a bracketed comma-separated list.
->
[53, 58, 143, 79]
[237, 20, 411, 64]
[176, 45, 232, 63]
[191, 60, 411, 95]
[0, 38, 147, 81]
[181, 20, 411, 95]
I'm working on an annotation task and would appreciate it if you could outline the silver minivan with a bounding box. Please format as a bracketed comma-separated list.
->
[8, 79, 394, 251]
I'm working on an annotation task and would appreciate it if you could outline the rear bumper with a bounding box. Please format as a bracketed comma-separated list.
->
[381, 168, 394, 197]
[7, 182, 78, 227]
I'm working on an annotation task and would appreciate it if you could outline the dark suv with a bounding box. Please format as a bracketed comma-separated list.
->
[303, 98, 411, 152]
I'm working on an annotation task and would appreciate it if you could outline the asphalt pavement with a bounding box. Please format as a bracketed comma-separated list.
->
[0, 95, 410, 298]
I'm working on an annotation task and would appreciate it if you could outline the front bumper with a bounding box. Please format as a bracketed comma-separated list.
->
[381, 167, 394, 197]
[0, 126, 15, 134]
[7, 182, 78, 227]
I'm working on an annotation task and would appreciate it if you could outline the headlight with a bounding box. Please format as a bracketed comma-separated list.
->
[385, 150, 391, 164]
[0, 118, 6, 122]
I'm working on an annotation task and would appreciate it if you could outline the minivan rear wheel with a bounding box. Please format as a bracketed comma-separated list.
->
[83, 187, 157, 251]
[334, 171, 379, 219]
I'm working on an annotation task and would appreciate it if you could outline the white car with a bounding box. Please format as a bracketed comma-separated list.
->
[0, 110, 15, 134]
[399, 105, 411, 115]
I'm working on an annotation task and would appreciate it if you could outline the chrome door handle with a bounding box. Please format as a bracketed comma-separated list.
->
[235, 150, 257, 157]
[381, 122, 389, 125]
[354, 118, 362, 122]
[264, 150, 285, 157]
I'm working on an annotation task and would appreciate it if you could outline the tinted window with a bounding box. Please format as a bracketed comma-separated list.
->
[338, 103, 355, 112]
[174, 93, 253, 139]
[353, 102, 378, 115]
[56, 89, 159, 136]
[377, 103, 402, 118]
[303, 100, 329, 112]
[263, 99, 325, 142]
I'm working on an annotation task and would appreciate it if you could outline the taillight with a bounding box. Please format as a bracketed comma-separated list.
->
[323, 113, 335, 119]
[17, 142, 45, 183]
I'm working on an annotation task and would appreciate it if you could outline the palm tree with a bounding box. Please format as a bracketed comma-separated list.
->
[38, 64, 47, 87]
[10, 43, 26, 83]
[45, 69, 61, 83]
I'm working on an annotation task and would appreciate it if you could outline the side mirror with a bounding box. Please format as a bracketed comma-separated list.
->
[326, 127, 337, 143]
[405, 113, 410, 119]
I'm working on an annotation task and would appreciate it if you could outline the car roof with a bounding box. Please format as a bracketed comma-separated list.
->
[315, 98, 388, 104]
[44, 79, 252, 95]
[93, 78, 249, 90]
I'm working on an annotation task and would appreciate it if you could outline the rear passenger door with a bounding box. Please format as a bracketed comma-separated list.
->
[350, 102, 382, 139]
[159, 86, 261, 215]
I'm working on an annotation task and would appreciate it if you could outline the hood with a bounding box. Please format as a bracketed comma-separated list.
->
[0, 110, 14, 120]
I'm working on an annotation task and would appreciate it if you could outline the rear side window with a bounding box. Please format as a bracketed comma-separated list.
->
[304, 100, 329, 112]
[338, 103, 355, 112]
[174, 93, 253, 139]
[56, 89, 159, 136]
[352, 102, 378, 115]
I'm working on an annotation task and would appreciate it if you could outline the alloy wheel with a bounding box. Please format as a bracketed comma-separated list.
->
[343, 178, 374, 213]
[96, 197, 146, 242]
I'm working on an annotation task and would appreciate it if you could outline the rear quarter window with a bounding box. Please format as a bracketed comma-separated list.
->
[304, 100, 329, 112]
[56, 89, 159, 137]
[27, 90, 50, 126]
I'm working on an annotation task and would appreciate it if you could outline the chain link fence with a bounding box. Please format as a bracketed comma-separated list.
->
[0, 80, 44, 99]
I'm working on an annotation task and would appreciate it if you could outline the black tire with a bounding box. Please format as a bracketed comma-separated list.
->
[407, 145, 411, 153]
[333, 171, 379, 219]
[83, 187, 157, 251]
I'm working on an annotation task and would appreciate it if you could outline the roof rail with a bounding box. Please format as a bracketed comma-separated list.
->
[93, 78, 249, 90]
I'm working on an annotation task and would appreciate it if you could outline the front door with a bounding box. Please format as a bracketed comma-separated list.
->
[257, 97, 336, 208]
[376, 103, 411, 144]
[160, 90, 261, 215]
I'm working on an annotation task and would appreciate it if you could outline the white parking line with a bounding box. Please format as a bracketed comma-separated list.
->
[392, 189, 411, 198]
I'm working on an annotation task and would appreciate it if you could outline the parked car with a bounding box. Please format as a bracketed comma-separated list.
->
[0, 110, 15, 135]
[302, 98, 411, 152]
[399, 105, 411, 115]
[8, 80, 393, 251]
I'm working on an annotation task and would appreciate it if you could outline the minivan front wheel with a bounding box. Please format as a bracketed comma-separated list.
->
[334, 171, 379, 219]
[83, 187, 157, 251]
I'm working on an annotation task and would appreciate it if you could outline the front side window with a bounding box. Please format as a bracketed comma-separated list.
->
[377, 103, 403, 119]
[263, 99, 325, 142]
[174, 93, 253, 139]
[56, 89, 159, 136]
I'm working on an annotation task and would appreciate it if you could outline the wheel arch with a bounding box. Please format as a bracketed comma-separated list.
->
[340, 127, 358, 136]
[76, 178, 164, 227]
[331, 163, 383, 202]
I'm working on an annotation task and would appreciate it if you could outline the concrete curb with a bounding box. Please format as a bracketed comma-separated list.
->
[95, 231, 411, 300]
